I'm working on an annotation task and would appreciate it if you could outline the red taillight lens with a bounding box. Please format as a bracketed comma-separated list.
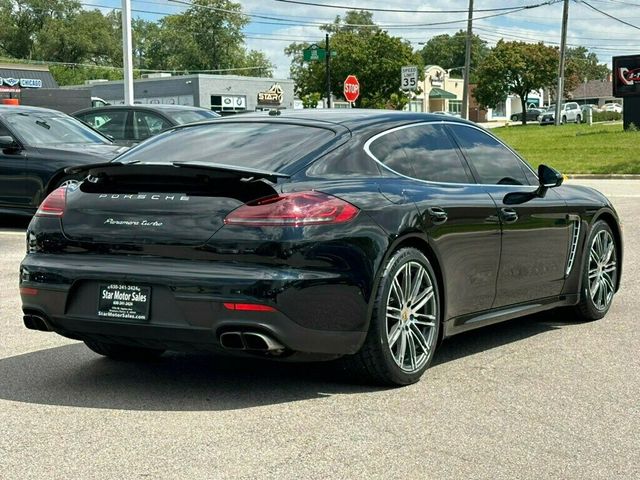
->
[35, 187, 67, 217]
[224, 191, 359, 227]
[223, 303, 276, 312]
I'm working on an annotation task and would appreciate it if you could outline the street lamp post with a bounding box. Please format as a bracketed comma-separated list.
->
[122, 0, 134, 105]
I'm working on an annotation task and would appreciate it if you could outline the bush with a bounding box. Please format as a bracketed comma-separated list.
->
[591, 111, 621, 122]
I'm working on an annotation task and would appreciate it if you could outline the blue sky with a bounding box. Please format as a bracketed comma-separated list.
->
[85, 1, 640, 78]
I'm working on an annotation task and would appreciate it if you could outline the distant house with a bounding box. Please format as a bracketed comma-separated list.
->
[406, 65, 464, 115]
[568, 78, 621, 107]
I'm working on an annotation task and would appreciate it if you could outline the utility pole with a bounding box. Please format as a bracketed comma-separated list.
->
[325, 33, 331, 109]
[122, 0, 134, 105]
[554, 0, 569, 126]
[461, 0, 473, 120]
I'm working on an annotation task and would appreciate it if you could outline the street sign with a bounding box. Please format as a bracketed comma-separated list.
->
[343, 75, 360, 103]
[303, 44, 325, 62]
[401, 65, 419, 91]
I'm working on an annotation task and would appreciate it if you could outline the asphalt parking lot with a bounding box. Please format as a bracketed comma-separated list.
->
[0, 179, 638, 480]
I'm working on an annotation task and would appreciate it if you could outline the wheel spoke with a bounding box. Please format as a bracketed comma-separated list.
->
[388, 322, 402, 348]
[603, 261, 616, 273]
[409, 323, 430, 354]
[412, 286, 434, 311]
[391, 278, 405, 305]
[588, 268, 599, 279]
[402, 263, 411, 304]
[397, 331, 407, 367]
[590, 278, 600, 298]
[602, 273, 615, 296]
[408, 267, 425, 304]
[407, 331, 417, 370]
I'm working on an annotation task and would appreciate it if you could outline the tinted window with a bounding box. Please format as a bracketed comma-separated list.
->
[368, 131, 413, 177]
[133, 111, 172, 140]
[6, 112, 110, 146]
[0, 121, 10, 137]
[448, 125, 530, 185]
[117, 122, 335, 172]
[78, 110, 128, 141]
[165, 110, 219, 125]
[393, 124, 471, 183]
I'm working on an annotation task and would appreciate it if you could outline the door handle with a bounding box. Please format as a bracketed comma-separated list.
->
[427, 207, 448, 224]
[500, 207, 519, 224]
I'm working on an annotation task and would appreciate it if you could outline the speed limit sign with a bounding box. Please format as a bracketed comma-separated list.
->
[401, 65, 418, 91]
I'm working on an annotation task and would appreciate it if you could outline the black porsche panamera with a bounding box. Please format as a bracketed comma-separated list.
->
[19, 110, 622, 385]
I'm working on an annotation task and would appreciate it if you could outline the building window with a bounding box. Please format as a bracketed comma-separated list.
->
[448, 100, 461, 115]
[210, 95, 247, 113]
[492, 101, 506, 117]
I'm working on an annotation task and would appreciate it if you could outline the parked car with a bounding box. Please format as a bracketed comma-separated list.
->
[0, 105, 127, 217]
[602, 103, 623, 113]
[431, 111, 461, 118]
[510, 108, 544, 122]
[538, 102, 582, 125]
[20, 110, 622, 386]
[73, 105, 221, 146]
[580, 104, 600, 122]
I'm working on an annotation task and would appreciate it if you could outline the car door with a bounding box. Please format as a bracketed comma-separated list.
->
[447, 123, 571, 308]
[132, 110, 173, 143]
[368, 123, 502, 319]
[0, 119, 28, 209]
[76, 109, 131, 145]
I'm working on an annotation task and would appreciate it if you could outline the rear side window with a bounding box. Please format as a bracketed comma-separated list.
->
[117, 122, 336, 172]
[78, 110, 128, 141]
[448, 124, 531, 185]
[368, 123, 472, 183]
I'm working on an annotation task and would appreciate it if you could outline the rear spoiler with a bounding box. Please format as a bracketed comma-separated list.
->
[65, 161, 290, 183]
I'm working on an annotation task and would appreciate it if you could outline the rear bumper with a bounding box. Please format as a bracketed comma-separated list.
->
[20, 253, 369, 355]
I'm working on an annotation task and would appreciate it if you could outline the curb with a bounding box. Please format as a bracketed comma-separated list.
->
[566, 174, 640, 179]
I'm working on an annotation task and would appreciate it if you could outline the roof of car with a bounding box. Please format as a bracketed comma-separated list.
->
[80, 104, 210, 112]
[0, 105, 68, 116]
[204, 109, 475, 132]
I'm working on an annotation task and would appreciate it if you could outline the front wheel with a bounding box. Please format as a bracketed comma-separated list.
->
[347, 248, 441, 385]
[573, 221, 618, 321]
[561, 115, 567, 124]
[576, 114, 582, 124]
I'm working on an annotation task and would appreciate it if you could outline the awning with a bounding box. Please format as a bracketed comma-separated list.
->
[429, 87, 457, 99]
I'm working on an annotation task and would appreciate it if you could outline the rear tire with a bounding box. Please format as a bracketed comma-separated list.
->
[573, 220, 618, 321]
[84, 340, 165, 361]
[576, 114, 582, 124]
[562, 115, 567, 124]
[345, 248, 441, 386]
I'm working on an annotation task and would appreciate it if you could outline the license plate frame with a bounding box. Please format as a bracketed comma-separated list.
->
[98, 284, 151, 321]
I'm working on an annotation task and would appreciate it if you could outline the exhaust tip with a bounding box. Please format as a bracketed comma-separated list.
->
[219, 331, 244, 350]
[242, 332, 285, 352]
[23, 314, 52, 332]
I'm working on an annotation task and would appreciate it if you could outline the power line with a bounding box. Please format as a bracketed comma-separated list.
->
[269, 0, 545, 14]
[580, 0, 640, 30]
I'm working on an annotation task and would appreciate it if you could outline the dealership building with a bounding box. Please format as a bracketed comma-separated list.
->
[0, 63, 58, 101]
[69, 73, 296, 114]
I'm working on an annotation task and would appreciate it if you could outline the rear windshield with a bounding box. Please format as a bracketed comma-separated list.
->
[165, 110, 219, 125]
[117, 122, 336, 172]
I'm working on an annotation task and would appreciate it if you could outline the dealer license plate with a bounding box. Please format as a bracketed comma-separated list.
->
[98, 284, 151, 321]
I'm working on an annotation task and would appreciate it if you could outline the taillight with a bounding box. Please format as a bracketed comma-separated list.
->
[223, 303, 276, 312]
[224, 191, 359, 227]
[35, 187, 67, 217]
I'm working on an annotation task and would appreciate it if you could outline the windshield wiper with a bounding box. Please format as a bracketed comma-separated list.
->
[35, 120, 51, 130]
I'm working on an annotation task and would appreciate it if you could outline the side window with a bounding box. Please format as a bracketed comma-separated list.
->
[77, 111, 127, 140]
[393, 124, 472, 183]
[368, 131, 414, 177]
[133, 111, 172, 141]
[448, 124, 531, 186]
[0, 121, 11, 137]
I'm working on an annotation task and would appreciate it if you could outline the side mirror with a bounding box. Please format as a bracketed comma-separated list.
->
[503, 165, 563, 205]
[538, 164, 563, 188]
[0, 135, 18, 150]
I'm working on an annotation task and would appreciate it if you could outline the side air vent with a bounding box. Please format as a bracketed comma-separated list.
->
[565, 218, 581, 276]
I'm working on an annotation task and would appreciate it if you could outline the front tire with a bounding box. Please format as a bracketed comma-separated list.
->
[576, 114, 582, 124]
[573, 220, 618, 321]
[347, 248, 441, 386]
[84, 340, 165, 361]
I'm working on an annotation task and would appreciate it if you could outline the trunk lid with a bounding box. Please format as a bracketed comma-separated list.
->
[61, 163, 283, 245]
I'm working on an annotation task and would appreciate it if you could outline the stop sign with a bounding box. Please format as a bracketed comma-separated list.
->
[343, 75, 360, 103]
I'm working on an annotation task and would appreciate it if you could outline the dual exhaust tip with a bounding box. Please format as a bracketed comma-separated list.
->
[23, 313, 53, 332]
[219, 331, 285, 354]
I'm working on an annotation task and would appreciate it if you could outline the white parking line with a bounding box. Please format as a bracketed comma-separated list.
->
[0, 231, 25, 236]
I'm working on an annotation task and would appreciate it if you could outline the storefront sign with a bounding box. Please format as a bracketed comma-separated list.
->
[257, 84, 283, 105]
[0, 77, 42, 89]
[613, 54, 640, 97]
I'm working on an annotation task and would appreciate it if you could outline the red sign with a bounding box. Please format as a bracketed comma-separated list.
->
[343, 75, 360, 103]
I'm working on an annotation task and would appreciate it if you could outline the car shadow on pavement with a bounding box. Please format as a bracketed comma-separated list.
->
[0, 215, 30, 230]
[0, 309, 573, 412]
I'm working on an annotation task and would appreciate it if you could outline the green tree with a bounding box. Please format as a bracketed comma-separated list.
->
[287, 11, 422, 108]
[0, 0, 80, 59]
[419, 30, 488, 81]
[473, 40, 558, 125]
[564, 46, 610, 94]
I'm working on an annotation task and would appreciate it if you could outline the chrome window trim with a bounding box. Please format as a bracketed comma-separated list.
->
[363, 120, 539, 188]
